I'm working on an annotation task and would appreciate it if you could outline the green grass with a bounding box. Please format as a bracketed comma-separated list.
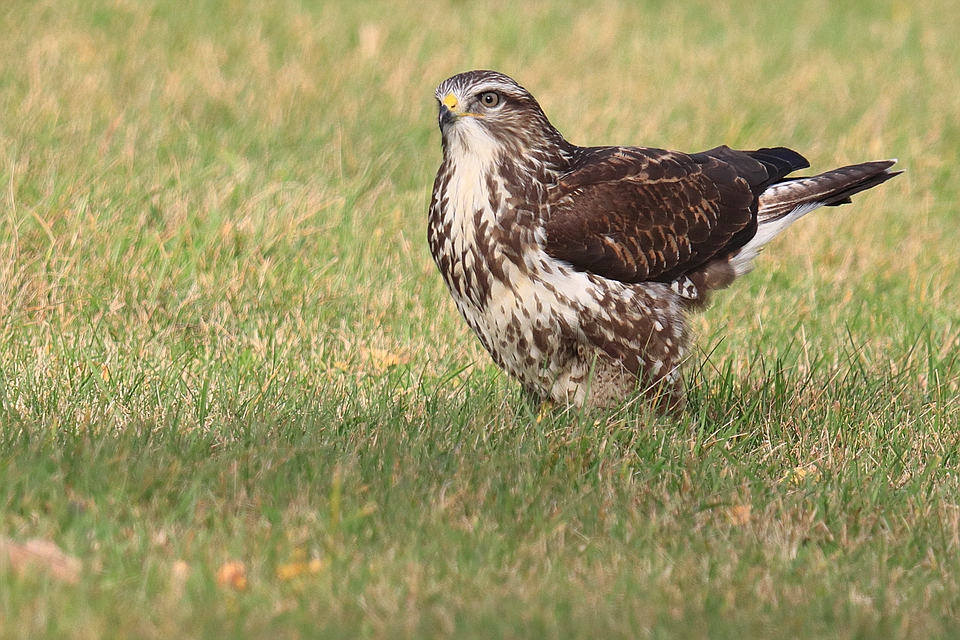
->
[1, 0, 959, 637]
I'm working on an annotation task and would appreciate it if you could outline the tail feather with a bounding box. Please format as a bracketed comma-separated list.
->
[760, 160, 900, 220]
[729, 159, 901, 275]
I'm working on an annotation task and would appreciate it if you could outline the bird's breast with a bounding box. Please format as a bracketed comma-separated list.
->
[429, 161, 522, 310]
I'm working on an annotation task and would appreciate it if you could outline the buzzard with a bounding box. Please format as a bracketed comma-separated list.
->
[428, 70, 900, 412]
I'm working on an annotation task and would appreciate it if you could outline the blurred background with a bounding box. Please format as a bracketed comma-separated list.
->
[2, 0, 955, 399]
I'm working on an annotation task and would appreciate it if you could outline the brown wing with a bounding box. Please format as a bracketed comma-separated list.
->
[544, 145, 808, 283]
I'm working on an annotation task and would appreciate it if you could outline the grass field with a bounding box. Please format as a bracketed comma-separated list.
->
[1, 0, 959, 637]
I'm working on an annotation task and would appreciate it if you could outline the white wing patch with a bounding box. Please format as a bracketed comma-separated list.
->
[729, 201, 824, 276]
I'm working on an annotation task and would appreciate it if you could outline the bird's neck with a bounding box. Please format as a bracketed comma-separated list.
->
[442, 121, 576, 181]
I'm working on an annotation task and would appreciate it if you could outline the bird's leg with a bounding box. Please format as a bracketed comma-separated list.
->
[643, 378, 686, 418]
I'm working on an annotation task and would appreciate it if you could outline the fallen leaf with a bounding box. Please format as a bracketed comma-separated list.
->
[368, 348, 408, 371]
[277, 558, 324, 581]
[783, 464, 821, 485]
[216, 561, 247, 591]
[1, 537, 81, 584]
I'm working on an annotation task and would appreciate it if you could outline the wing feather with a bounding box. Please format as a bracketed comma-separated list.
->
[544, 145, 806, 283]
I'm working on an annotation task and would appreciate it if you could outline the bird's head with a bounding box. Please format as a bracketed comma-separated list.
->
[434, 70, 567, 162]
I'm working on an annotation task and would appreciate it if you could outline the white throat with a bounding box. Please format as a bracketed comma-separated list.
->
[442, 120, 505, 221]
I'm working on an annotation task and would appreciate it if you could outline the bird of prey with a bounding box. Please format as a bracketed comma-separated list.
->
[427, 70, 900, 412]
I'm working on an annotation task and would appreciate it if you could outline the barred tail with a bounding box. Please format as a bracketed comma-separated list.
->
[730, 159, 901, 276]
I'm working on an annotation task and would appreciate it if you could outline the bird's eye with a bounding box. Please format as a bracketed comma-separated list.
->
[479, 92, 501, 108]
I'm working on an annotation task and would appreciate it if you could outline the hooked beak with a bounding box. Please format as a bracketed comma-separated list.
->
[437, 92, 483, 129]
[439, 104, 457, 128]
[438, 93, 459, 129]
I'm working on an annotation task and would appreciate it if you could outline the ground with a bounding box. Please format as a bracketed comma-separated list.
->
[1, 0, 959, 637]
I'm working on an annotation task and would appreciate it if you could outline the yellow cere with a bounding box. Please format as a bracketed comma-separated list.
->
[442, 94, 458, 110]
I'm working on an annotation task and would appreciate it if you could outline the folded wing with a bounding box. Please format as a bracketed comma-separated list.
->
[544, 145, 809, 283]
